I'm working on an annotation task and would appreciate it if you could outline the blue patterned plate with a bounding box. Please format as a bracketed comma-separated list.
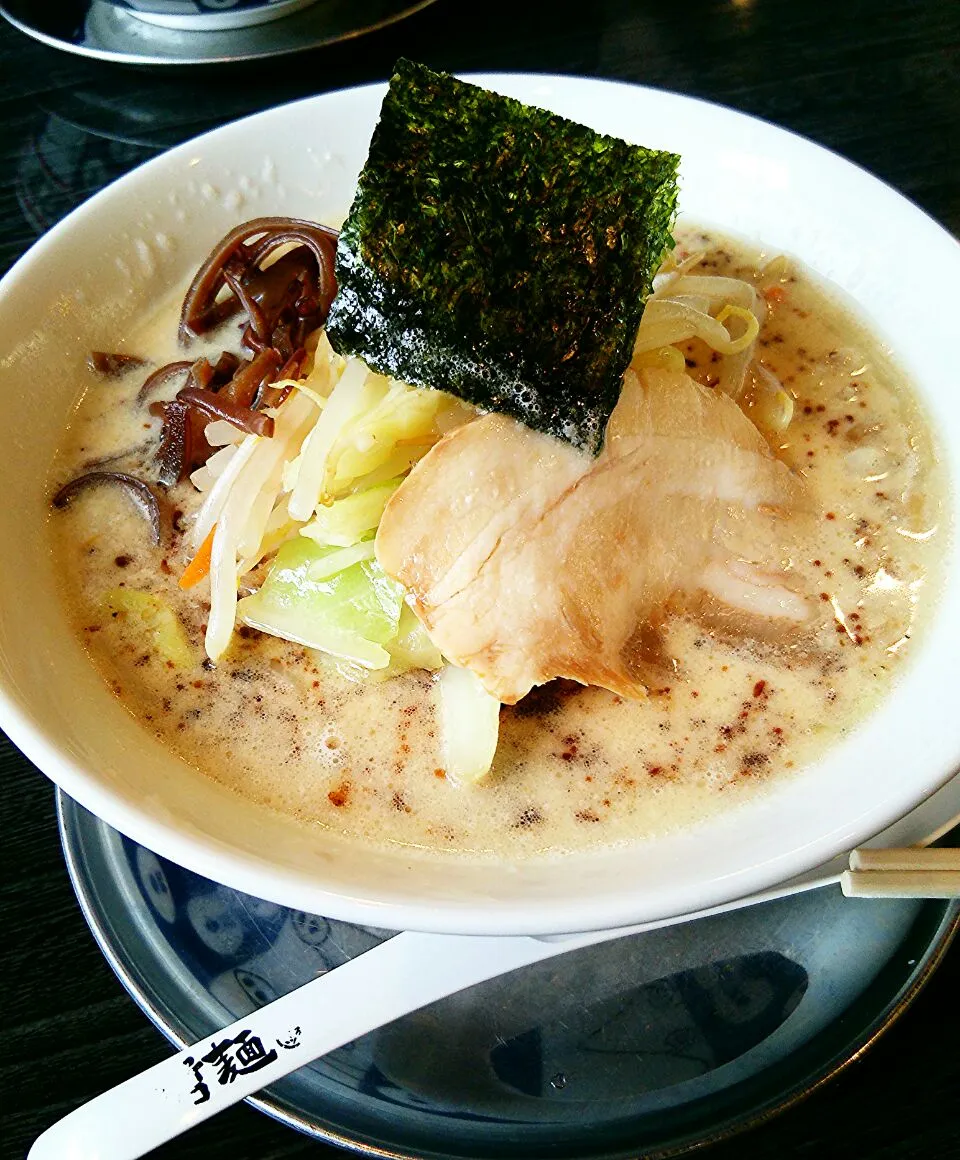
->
[58, 792, 958, 1159]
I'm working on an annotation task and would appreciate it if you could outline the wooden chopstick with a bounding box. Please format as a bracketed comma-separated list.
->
[850, 848, 960, 871]
[841, 847, 960, 898]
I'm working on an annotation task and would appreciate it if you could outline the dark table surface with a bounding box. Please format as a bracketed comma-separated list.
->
[2, 2, 959, 1158]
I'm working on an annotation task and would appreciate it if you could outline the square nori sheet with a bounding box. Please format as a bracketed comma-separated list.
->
[325, 59, 680, 454]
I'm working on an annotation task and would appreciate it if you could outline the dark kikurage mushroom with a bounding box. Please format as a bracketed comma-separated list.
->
[52, 472, 167, 545]
[140, 217, 337, 488]
[178, 216, 338, 345]
[88, 352, 147, 377]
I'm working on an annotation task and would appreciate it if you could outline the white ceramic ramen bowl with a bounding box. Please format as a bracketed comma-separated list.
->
[1, 76, 958, 937]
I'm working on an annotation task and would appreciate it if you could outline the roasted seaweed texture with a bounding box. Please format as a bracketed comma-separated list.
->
[326, 59, 680, 454]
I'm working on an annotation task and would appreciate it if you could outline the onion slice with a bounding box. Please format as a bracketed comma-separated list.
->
[438, 663, 502, 785]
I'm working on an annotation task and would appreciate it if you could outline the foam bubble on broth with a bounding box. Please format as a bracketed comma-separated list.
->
[48, 227, 947, 863]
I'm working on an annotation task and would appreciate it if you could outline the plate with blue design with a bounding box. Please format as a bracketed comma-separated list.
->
[58, 791, 959, 1158]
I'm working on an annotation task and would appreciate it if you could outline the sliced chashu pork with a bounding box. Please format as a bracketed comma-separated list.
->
[376, 367, 814, 704]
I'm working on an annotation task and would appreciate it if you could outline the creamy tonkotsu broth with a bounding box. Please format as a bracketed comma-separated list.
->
[50, 229, 945, 860]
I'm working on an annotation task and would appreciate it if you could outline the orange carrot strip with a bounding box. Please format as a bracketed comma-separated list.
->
[179, 525, 216, 590]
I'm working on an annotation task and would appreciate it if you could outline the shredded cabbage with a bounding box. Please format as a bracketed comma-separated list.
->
[327, 386, 445, 490]
[300, 478, 402, 547]
[391, 606, 444, 672]
[307, 540, 376, 580]
[288, 360, 388, 521]
[238, 503, 298, 577]
[103, 589, 194, 669]
[329, 606, 444, 684]
[236, 537, 405, 669]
